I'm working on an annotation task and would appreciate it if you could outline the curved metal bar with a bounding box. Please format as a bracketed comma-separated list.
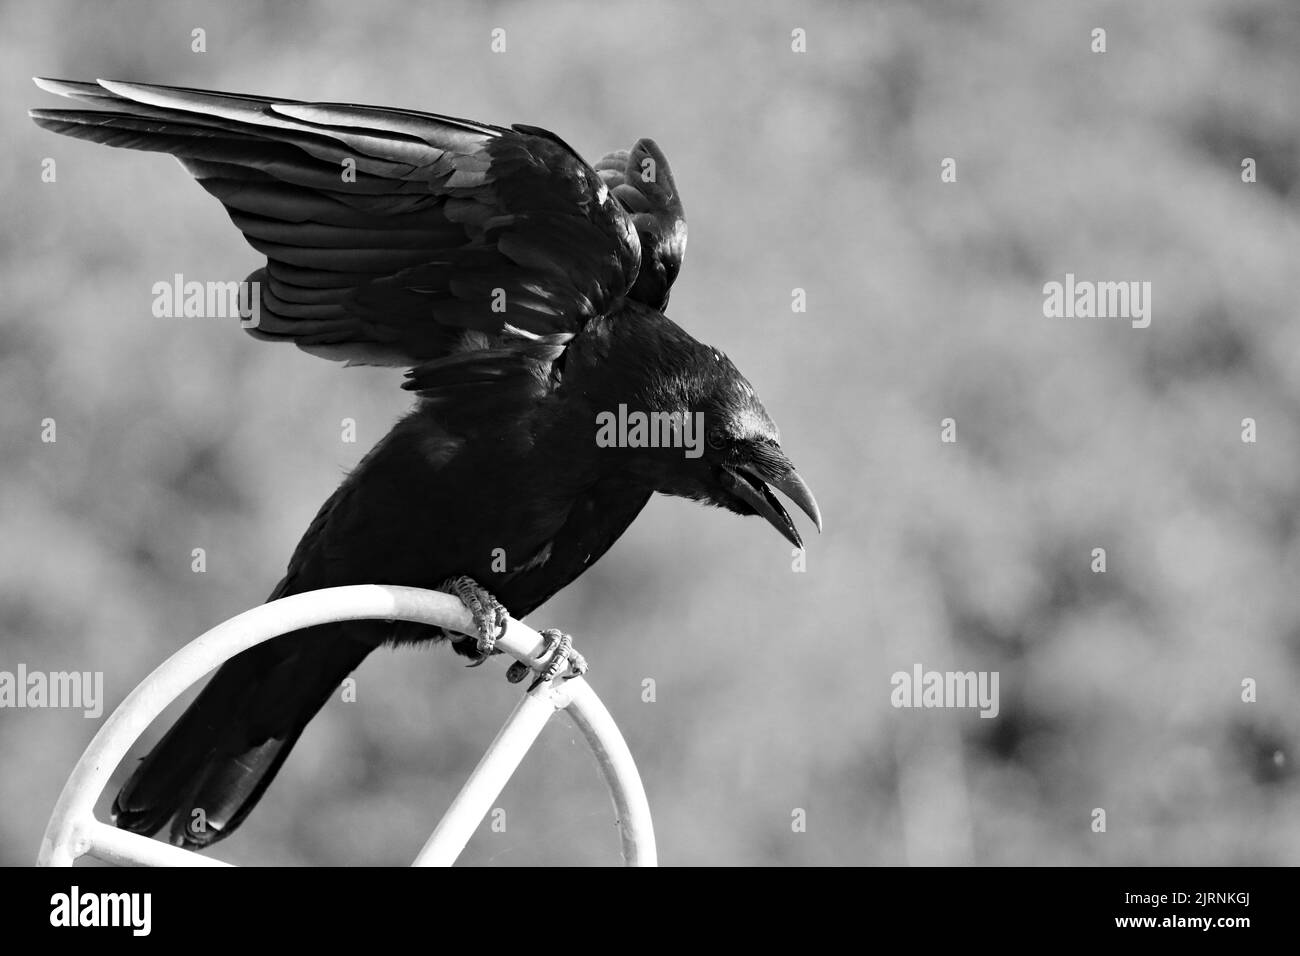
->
[413, 688, 563, 866]
[37, 585, 656, 867]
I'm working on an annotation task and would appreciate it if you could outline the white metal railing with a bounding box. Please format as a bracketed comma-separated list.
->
[37, 585, 656, 867]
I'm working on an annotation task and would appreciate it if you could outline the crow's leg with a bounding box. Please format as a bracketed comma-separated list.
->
[441, 576, 508, 661]
[509, 628, 588, 692]
[441, 577, 586, 688]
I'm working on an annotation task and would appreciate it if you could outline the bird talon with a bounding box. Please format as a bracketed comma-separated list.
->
[524, 628, 586, 691]
[565, 649, 588, 679]
[505, 660, 531, 683]
[441, 575, 507, 658]
[540, 631, 572, 682]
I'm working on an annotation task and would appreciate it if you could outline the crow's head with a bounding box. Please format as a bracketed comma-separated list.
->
[659, 351, 821, 549]
[585, 310, 822, 548]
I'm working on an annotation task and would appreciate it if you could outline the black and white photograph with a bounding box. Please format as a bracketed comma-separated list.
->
[0, 0, 1293, 926]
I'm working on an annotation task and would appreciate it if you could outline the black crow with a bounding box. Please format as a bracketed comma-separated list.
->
[31, 79, 821, 849]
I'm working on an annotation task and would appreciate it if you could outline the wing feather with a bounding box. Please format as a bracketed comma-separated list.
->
[31, 78, 642, 369]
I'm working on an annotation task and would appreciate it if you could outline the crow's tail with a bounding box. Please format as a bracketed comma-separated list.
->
[111, 623, 375, 849]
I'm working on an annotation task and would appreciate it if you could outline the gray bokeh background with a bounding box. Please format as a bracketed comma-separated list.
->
[2, 0, 1298, 865]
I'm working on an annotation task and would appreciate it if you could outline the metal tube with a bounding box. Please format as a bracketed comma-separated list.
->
[38, 585, 656, 867]
[412, 689, 560, 866]
[82, 820, 232, 867]
[560, 681, 658, 867]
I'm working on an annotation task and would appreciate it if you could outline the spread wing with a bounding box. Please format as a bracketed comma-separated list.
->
[594, 139, 687, 312]
[29, 77, 644, 368]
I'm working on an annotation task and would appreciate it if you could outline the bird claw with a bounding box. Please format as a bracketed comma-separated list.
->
[521, 628, 587, 692]
[505, 659, 532, 683]
[441, 576, 508, 658]
[440, 579, 585, 690]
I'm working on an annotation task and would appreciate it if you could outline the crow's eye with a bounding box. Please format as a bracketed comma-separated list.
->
[706, 426, 728, 450]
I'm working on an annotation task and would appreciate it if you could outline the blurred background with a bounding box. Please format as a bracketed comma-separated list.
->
[2, 0, 1299, 865]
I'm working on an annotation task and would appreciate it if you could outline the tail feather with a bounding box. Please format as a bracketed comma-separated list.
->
[112, 623, 376, 849]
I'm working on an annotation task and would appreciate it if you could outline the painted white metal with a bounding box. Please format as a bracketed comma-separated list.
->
[38, 585, 656, 867]
[556, 679, 657, 866]
[413, 689, 560, 866]
[413, 675, 658, 867]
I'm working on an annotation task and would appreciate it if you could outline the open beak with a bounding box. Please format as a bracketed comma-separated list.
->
[722, 460, 823, 549]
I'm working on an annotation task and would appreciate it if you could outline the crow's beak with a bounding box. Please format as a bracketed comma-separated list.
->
[723, 459, 823, 549]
